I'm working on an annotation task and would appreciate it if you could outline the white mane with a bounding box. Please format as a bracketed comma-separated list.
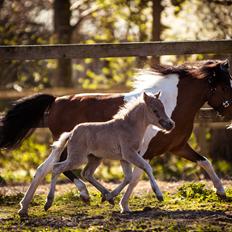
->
[132, 70, 166, 91]
[123, 69, 179, 118]
[113, 94, 143, 119]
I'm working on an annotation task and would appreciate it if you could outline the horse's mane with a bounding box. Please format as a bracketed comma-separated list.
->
[113, 95, 143, 119]
[152, 60, 220, 79]
[131, 60, 220, 90]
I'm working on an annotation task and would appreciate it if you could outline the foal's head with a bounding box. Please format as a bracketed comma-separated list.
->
[143, 92, 175, 132]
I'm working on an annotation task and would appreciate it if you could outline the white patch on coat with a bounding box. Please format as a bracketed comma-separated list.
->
[123, 71, 179, 156]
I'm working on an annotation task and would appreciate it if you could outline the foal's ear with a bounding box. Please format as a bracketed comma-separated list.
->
[154, 91, 161, 99]
[143, 92, 150, 103]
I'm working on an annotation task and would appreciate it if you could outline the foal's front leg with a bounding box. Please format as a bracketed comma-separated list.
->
[122, 148, 163, 201]
[81, 155, 114, 205]
[104, 160, 132, 202]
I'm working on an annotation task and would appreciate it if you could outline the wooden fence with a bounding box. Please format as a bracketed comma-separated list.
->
[0, 40, 232, 126]
[0, 40, 232, 60]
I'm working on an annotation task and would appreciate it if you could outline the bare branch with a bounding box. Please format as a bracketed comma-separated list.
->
[71, 6, 100, 32]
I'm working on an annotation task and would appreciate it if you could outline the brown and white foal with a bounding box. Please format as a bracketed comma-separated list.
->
[31, 92, 174, 213]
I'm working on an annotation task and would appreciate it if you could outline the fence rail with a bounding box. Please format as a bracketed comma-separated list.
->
[0, 40, 231, 127]
[0, 40, 232, 60]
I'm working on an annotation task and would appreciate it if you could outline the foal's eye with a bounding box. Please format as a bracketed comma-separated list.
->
[153, 109, 158, 115]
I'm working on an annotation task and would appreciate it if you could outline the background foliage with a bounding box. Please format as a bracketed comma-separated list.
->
[0, 0, 232, 184]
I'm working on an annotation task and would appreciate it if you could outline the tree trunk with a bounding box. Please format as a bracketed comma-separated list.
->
[150, 0, 162, 67]
[53, 0, 72, 87]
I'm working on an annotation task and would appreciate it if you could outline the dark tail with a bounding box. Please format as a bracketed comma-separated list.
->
[0, 93, 55, 149]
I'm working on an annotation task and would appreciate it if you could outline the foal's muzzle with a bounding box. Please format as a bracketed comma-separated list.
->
[159, 119, 175, 132]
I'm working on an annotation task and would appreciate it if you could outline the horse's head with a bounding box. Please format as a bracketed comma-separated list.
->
[204, 59, 232, 119]
[143, 92, 175, 132]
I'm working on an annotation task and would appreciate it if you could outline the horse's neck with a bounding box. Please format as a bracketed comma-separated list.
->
[176, 78, 208, 121]
[123, 104, 149, 138]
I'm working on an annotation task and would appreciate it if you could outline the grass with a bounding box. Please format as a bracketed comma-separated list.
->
[1, 182, 232, 231]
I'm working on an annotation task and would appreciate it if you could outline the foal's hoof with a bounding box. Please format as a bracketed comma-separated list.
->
[157, 195, 164, 202]
[18, 209, 28, 218]
[80, 195, 90, 204]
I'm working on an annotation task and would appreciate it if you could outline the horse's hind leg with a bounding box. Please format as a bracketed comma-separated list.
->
[81, 155, 114, 204]
[60, 149, 90, 203]
[174, 143, 226, 198]
[105, 160, 132, 202]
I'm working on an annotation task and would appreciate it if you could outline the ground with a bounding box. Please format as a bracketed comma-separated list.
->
[1, 180, 232, 231]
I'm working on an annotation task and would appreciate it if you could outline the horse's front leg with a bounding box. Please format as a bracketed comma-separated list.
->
[174, 143, 226, 198]
[81, 155, 114, 205]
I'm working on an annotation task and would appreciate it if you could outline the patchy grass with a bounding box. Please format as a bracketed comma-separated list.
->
[1, 181, 232, 231]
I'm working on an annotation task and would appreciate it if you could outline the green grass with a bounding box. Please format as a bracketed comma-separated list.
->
[1, 182, 232, 231]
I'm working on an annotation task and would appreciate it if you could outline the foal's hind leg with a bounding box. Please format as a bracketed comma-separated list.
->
[81, 155, 114, 205]
[44, 150, 87, 211]
[174, 143, 226, 198]
[19, 149, 61, 217]
[44, 160, 71, 211]
[60, 149, 90, 203]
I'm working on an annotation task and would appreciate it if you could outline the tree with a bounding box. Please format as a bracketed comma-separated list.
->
[53, 0, 99, 87]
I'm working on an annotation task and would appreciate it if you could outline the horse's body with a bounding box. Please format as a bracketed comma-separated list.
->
[1, 60, 232, 215]
[42, 92, 174, 212]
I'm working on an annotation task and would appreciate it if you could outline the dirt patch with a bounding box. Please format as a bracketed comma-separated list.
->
[1, 180, 232, 231]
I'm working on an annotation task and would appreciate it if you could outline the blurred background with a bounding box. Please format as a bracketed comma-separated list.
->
[0, 0, 232, 185]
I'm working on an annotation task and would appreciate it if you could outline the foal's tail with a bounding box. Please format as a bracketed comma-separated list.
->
[51, 132, 72, 158]
[0, 94, 56, 149]
[52, 132, 71, 150]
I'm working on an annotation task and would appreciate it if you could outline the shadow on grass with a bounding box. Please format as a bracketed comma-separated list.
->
[15, 207, 232, 229]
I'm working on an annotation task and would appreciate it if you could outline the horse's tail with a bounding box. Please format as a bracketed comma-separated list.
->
[0, 93, 56, 149]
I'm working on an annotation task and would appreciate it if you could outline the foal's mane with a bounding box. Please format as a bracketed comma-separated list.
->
[113, 96, 143, 119]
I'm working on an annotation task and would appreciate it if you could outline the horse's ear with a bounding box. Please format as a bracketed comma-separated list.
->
[155, 91, 161, 99]
[143, 92, 150, 104]
[220, 59, 230, 72]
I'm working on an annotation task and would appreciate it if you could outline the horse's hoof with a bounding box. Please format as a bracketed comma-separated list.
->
[217, 192, 227, 200]
[101, 195, 106, 203]
[157, 195, 164, 202]
[44, 202, 52, 211]
[108, 198, 115, 205]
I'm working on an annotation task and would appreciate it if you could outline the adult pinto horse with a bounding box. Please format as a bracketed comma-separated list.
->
[1, 60, 232, 215]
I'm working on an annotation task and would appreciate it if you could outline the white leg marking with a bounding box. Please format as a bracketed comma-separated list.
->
[198, 158, 225, 196]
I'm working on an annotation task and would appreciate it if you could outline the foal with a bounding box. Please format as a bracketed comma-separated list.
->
[44, 92, 175, 211]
